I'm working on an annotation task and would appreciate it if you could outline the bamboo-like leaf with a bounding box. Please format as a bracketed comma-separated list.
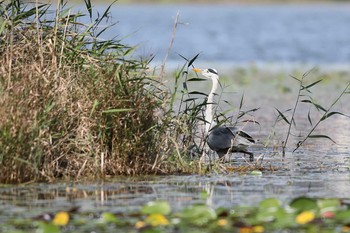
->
[313, 103, 327, 112]
[289, 75, 301, 83]
[83, 0, 92, 19]
[321, 111, 349, 121]
[275, 108, 291, 125]
[188, 53, 200, 67]
[302, 79, 323, 90]
[177, 53, 188, 62]
[308, 134, 336, 143]
[301, 99, 327, 112]
[307, 110, 313, 126]
[239, 93, 244, 109]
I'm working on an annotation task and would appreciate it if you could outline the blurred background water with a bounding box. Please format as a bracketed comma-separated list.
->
[87, 3, 350, 68]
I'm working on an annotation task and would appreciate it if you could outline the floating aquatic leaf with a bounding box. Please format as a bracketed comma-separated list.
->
[317, 199, 340, 213]
[180, 205, 217, 226]
[290, 197, 317, 212]
[141, 201, 171, 215]
[37, 222, 60, 233]
[335, 210, 350, 224]
[257, 198, 282, 222]
[101, 212, 118, 224]
[259, 198, 281, 209]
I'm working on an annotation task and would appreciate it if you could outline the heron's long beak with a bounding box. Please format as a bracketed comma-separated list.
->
[192, 68, 202, 73]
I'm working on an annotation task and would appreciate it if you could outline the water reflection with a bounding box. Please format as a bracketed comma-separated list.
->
[1, 151, 350, 223]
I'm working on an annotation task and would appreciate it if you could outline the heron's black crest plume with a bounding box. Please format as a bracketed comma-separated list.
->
[208, 68, 218, 75]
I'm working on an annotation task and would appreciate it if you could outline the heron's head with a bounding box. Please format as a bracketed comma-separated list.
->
[192, 68, 219, 80]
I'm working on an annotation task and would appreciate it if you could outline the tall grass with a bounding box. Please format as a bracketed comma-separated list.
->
[0, 0, 172, 183]
[274, 70, 350, 156]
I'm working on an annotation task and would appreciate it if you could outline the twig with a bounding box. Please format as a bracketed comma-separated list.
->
[282, 76, 303, 157]
[160, 10, 180, 80]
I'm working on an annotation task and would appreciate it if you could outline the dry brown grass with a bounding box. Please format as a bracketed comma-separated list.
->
[0, 1, 177, 183]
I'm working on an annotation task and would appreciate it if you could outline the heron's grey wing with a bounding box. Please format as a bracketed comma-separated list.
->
[207, 127, 235, 152]
[226, 126, 255, 144]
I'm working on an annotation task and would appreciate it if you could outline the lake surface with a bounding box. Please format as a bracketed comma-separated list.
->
[92, 4, 350, 66]
[2, 3, 350, 231]
[1, 67, 350, 229]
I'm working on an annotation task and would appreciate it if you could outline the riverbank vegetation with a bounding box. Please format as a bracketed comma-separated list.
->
[1, 0, 349, 184]
[0, 0, 176, 183]
[4, 196, 350, 233]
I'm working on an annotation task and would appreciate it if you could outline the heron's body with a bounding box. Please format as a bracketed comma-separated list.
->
[192, 68, 255, 161]
[207, 126, 255, 159]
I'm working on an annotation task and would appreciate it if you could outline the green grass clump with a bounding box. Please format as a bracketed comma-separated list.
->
[0, 0, 171, 183]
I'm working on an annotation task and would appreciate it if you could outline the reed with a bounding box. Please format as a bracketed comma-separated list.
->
[0, 0, 170, 183]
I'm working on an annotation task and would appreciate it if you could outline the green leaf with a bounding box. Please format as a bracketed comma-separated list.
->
[308, 134, 336, 143]
[302, 79, 322, 90]
[257, 198, 282, 222]
[101, 212, 118, 224]
[83, 0, 92, 19]
[180, 205, 216, 226]
[188, 53, 200, 67]
[239, 93, 244, 109]
[317, 199, 340, 213]
[307, 110, 313, 126]
[335, 210, 350, 224]
[275, 108, 291, 125]
[37, 222, 60, 233]
[259, 198, 281, 210]
[321, 111, 349, 121]
[290, 197, 317, 212]
[141, 201, 171, 215]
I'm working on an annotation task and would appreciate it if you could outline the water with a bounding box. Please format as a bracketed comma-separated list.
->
[2, 3, 350, 229]
[96, 4, 350, 66]
[1, 68, 350, 226]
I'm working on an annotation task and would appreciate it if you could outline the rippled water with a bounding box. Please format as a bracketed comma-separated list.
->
[1, 69, 349, 225]
[97, 4, 350, 65]
[1, 3, 350, 228]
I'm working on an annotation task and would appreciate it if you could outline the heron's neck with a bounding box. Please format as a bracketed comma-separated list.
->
[205, 77, 219, 133]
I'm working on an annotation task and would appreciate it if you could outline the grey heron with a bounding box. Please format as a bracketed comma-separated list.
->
[192, 68, 255, 161]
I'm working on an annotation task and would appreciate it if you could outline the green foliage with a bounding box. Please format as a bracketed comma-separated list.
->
[4, 196, 350, 232]
[274, 70, 350, 155]
[141, 201, 171, 215]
